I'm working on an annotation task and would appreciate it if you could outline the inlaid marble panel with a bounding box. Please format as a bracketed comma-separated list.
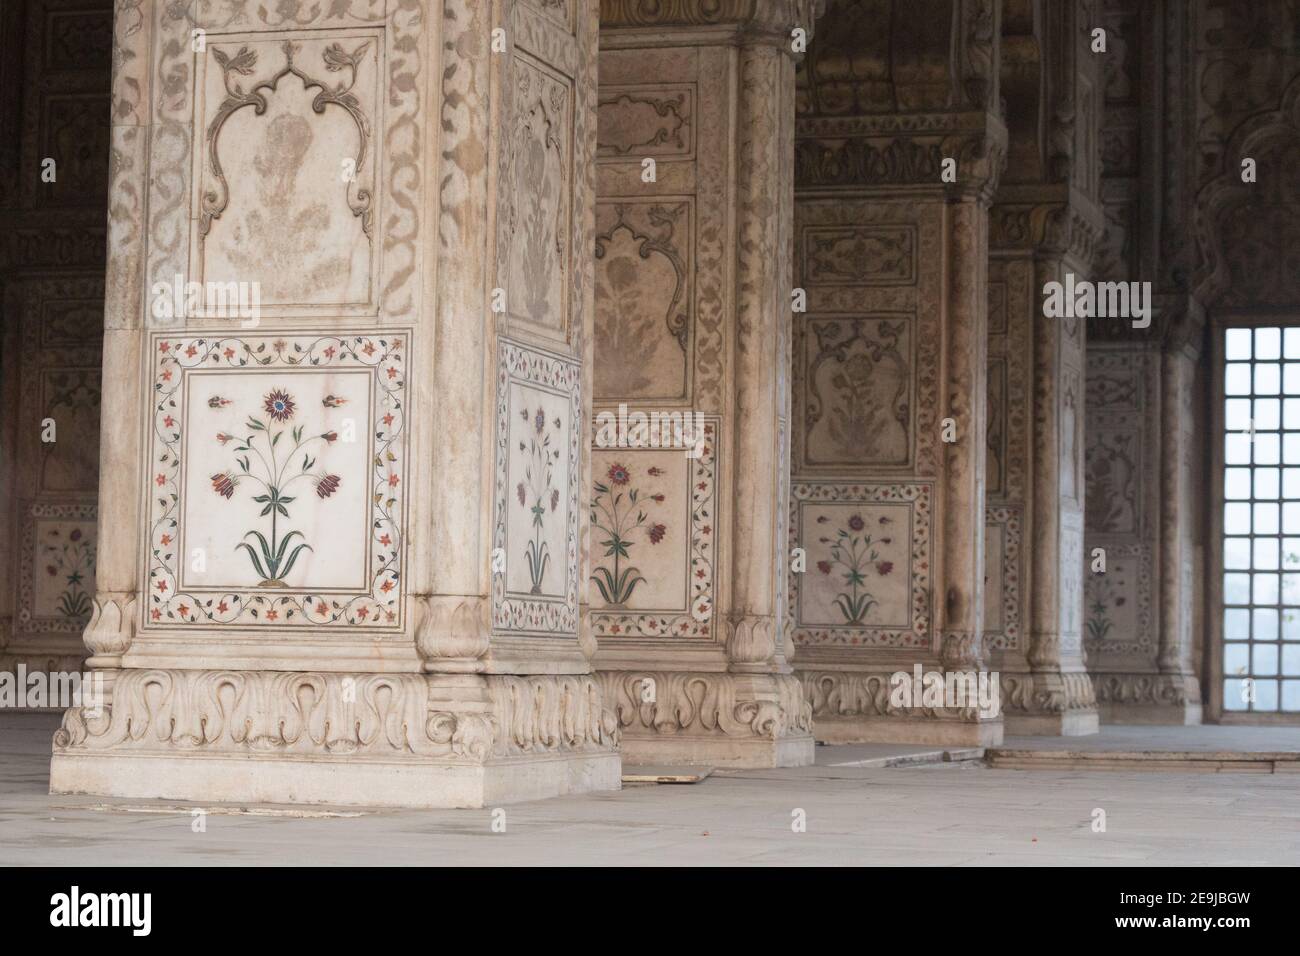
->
[589, 420, 717, 639]
[144, 331, 409, 630]
[18, 502, 98, 633]
[984, 506, 1022, 651]
[493, 339, 581, 636]
[1084, 543, 1153, 657]
[788, 482, 932, 648]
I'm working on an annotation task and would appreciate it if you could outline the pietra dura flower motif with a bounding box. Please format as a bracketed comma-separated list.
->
[40, 525, 96, 624]
[815, 512, 893, 625]
[208, 387, 342, 588]
[788, 483, 932, 647]
[589, 462, 669, 607]
[146, 332, 409, 629]
[517, 405, 563, 594]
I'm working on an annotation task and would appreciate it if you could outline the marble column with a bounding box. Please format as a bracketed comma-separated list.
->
[50, 0, 620, 808]
[590, 1, 817, 767]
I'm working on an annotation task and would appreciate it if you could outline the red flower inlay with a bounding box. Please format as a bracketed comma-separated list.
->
[211, 472, 236, 499]
[315, 474, 342, 499]
[608, 463, 630, 485]
[263, 389, 296, 422]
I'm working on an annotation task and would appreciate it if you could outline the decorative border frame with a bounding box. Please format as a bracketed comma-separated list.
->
[17, 500, 98, 634]
[984, 505, 1023, 651]
[588, 417, 718, 639]
[787, 481, 932, 648]
[493, 337, 581, 636]
[143, 330, 410, 630]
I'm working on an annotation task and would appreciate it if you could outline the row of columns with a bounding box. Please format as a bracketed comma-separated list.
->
[45, 0, 1203, 806]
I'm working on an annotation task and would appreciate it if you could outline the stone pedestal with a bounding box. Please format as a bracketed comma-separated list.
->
[50, 0, 621, 808]
[589, 3, 817, 767]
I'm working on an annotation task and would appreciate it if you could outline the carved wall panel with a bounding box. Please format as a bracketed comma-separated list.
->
[787, 482, 932, 648]
[3, 275, 104, 669]
[595, 45, 730, 416]
[144, 330, 409, 630]
[1084, 345, 1161, 661]
[145, 1, 424, 325]
[498, 49, 574, 338]
[493, 339, 581, 637]
[588, 420, 717, 640]
[193, 33, 382, 312]
[793, 200, 943, 479]
[593, 201, 692, 401]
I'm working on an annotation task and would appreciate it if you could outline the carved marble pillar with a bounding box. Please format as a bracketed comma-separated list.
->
[1155, 333, 1201, 717]
[790, 0, 1006, 746]
[590, 1, 816, 767]
[50, 0, 620, 808]
[982, 2, 1102, 735]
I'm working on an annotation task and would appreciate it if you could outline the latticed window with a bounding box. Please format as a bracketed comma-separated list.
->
[1222, 326, 1300, 714]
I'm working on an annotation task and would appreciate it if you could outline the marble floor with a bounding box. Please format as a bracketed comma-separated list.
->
[2, 713, 1297, 866]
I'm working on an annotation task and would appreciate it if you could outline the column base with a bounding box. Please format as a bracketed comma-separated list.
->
[49, 668, 622, 808]
[50, 750, 621, 809]
[812, 715, 1004, 747]
[599, 669, 815, 768]
[1001, 669, 1100, 736]
[1093, 672, 1203, 725]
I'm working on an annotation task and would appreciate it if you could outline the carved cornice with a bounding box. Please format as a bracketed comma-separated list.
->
[599, 0, 824, 39]
[989, 193, 1104, 265]
[53, 670, 618, 760]
[795, 113, 1007, 197]
[599, 670, 812, 738]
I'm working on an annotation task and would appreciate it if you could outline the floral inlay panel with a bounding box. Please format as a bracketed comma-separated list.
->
[18, 502, 98, 633]
[144, 331, 409, 630]
[194, 32, 383, 311]
[1083, 543, 1152, 657]
[788, 482, 932, 648]
[494, 339, 580, 636]
[983, 506, 1022, 651]
[589, 421, 717, 640]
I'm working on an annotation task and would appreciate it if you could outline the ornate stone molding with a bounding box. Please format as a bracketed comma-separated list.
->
[82, 592, 136, 664]
[800, 670, 983, 722]
[599, 0, 823, 37]
[53, 670, 618, 760]
[1001, 670, 1096, 716]
[414, 595, 491, 669]
[795, 120, 1007, 197]
[989, 199, 1103, 265]
[1092, 671, 1200, 708]
[726, 614, 777, 668]
[600, 670, 811, 738]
